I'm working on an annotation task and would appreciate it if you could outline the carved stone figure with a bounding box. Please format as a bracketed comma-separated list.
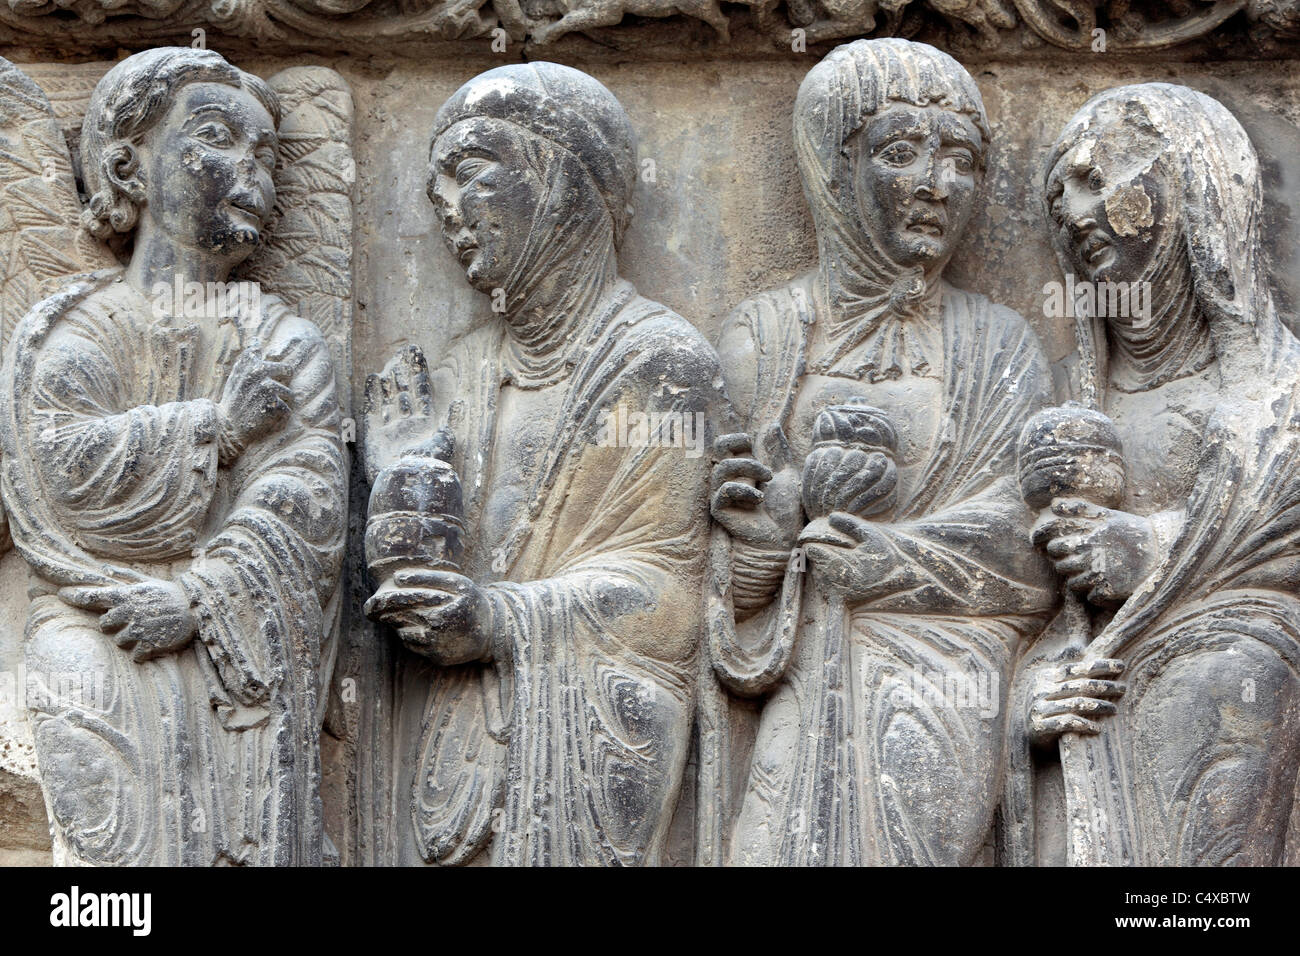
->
[0, 48, 352, 865]
[1015, 83, 1300, 866]
[3, 0, 1294, 54]
[704, 38, 1057, 866]
[360, 62, 726, 866]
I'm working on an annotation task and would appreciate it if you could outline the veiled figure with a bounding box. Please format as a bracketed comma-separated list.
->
[1023, 84, 1300, 865]
[706, 38, 1056, 866]
[362, 63, 726, 866]
[0, 49, 347, 865]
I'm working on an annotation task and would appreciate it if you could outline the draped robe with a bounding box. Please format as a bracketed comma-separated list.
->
[394, 281, 724, 866]
[1, 271, 346, 866]
[1029, 352, 1300, 866]
[711, 274, 1056, 866]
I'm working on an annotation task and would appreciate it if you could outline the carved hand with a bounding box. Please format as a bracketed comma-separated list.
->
[58, 580, 198, 663]
[363, 568, 489, 664]
[363, 345, 439, 485]
[797, 511, 889, 601]
[1027, 657, 1126, 747]
[1032, 497, 1158, 605]
[710, 425, 803, 553]
[219, 341, 294, 457]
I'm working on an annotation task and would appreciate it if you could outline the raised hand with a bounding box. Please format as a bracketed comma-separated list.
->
[219, 340, 294, 456]
[363, 344, 441, 485]
[710, 424, 803, 552]
[59, 580, 198, 663]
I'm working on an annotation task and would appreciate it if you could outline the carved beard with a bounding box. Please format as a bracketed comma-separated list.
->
[495, 134, 619, 389]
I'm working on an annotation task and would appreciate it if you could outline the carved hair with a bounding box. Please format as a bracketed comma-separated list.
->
[80, 47, 281, 240]
[794, 38, 991, 191]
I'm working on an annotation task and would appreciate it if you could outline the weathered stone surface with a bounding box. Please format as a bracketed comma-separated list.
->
[0, 47, 351, 865]
[2, 16, 1300, 867]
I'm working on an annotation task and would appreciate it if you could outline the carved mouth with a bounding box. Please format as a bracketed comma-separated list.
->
[454, 236, 478, 267]
[1080, 232, 1113, 270]
[227, 198, 265, 225]
[906, 218, 944, 238]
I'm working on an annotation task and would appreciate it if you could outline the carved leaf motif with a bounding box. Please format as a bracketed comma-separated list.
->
[237, 65, 355, 408]
[0, 57, 116, 553]
[0, 56, 115, 354]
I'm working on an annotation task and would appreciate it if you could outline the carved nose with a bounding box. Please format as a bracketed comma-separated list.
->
[1069, 216, 1098, 241]
[914, 163, 948, 201]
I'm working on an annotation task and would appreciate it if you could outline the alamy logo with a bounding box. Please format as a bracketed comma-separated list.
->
[150, 276, 260, 320]
[595, 404, 706, 458]
[1043, 275, 1151, 326]
[49, 886, 151, 936]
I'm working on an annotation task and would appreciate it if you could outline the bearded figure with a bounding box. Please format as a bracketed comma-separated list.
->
[0, 49, 351, 866]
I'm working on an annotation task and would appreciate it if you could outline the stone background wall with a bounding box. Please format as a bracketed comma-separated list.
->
[3, 46, 1300, 864]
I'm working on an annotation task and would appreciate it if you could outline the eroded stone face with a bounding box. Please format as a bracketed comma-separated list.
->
[2, 28, 1300, 869]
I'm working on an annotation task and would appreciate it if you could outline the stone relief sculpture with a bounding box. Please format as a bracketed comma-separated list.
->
[702, 38, 1057, 866]
[0, 47, 353, 865]
[359, 62, 727, 865]
[3, 0, 1298, 53]
[1008, 83, 1300, 866]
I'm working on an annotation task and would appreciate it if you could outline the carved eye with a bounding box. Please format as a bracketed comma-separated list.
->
[877, 142, 917, 167]
[948, 150, 975, 176]
[255, 146, 277, 171]
[1087, 168, 1104, 191]
[455, 158, 489, 187]
[194, 121, 235, 148]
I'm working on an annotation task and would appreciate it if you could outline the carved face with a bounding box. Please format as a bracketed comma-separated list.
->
[135, 82, 278, 264]
[851, 104, 983, 269]
[1045, 101, 1173, 285]
[427, 119, 552, 295]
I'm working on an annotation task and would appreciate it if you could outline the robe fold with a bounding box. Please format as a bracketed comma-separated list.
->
[403, 284, 725, 866]
[1, 271, 346, 866]
[1051, 368, 1300, 865]
[711, 275, 1056, 866]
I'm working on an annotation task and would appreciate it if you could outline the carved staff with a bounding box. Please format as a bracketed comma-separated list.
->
[1016, 306, 1136, 865]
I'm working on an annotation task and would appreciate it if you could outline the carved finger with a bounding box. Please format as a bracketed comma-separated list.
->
[1034, 713, 1102, 736]
[1046, 677, 1126, 700]
[713, 481, 764, 511]
[391, 568, 465, 590]
[58, 586, 125, 611]
[1051, 550, 1092, 577]
[1050, 497, 1109, 520]
[1031, 513, 1095, 547]
[714, 432, 754, 461]
[712, 457, 772, 490]
[263, 361, 294, 384]
[827, 511, 873, 543]
[403, 346, 434, 417]
[1037, 696, 1119, 718]
[1064, 569, 1101, 595]
[107, 622, 139, 650]
[758, 423, 795, 473]
[1044, 534, 1086, 559]
[98, 604, 132, 634]
[1062, 658, 1126, 680]
[364, 587, 453, 620]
